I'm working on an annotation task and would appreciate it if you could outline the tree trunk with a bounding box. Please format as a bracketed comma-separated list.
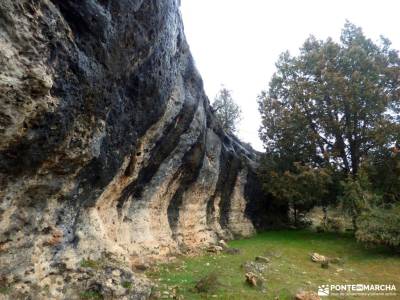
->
[351, 214, 358, 232]
[322, 206, 328, 226]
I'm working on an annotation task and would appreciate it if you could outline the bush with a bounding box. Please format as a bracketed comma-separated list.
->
[194, 273, 220, 293]
[356, 205, 400, 250]
[325, 217, 345, 233]
[339, 169, 382, 230]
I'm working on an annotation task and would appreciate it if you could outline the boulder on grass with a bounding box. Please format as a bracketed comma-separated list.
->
[218, 240, 228, 249]
[295, 290, 321, 300]
[241, 261, 267, 275]
[255, 256, 270, 263]
[310, 252, 327, 262]
[245, 272, 264, 287]
[207, 245, 224, 253]
[133, 263, 150, 271]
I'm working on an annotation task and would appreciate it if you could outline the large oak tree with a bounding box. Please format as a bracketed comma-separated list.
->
[258, 22, 400, 175]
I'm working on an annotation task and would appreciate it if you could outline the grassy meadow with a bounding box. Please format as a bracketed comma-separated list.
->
[147, 230, 400, 299]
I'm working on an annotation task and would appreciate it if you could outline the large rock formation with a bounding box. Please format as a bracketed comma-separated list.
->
[0, 0, 269, 298]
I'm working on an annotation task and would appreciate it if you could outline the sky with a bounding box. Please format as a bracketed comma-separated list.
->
[180, 0, 400, 151]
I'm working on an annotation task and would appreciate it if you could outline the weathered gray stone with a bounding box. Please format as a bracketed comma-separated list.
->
[0, 0, 272, 298]
[241, 261, 267, 276]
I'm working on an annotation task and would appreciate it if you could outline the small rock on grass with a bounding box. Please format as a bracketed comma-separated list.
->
[223, 248, 241, 255]
[255, 256, 270, 263]
[207, 245, 224, 253]
[310, 252, 327, 263]
[134, 263, 150, 271]
[241, 261, 267, 275]
[295, 290, 321, 300]
[245, 272, 258, 287]
[264, 249, 282, 258]
[218, 240, 228, 249]
[245, 272, 265, 288]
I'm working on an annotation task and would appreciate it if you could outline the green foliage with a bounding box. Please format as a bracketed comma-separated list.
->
[259, 156, 333, 224]
[80, 259, 101, 269]
[339, 170, 378, 219]
[356, 205, 400, 249]
[323, 217, 345, 233]
[121, 281, 132, 289]
[257, 22, 400, 245]
[212, 87, 242, 133]
[79, 290, 103, 300]
[336, 162, 400, 248]
[361, 152, 400, 204]
[258, 21, 400, 175]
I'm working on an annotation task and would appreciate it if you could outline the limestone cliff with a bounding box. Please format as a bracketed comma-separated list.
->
[0, 0, 267, 298]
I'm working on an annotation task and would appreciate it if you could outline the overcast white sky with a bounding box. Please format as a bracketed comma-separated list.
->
[180, 0, 400, 151]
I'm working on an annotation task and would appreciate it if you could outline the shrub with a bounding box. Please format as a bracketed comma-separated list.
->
[324, 217, 345, 233]
[194, 273, 220, 293]
[356, 205, 400, 250]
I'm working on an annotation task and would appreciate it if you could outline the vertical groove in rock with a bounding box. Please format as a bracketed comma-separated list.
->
[117, 79, 200, 210]
[217, 148, 243, 230]
[167, 128, 206, 239]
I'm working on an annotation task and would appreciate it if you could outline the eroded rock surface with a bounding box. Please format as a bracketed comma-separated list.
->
[0, 0, 269, 298]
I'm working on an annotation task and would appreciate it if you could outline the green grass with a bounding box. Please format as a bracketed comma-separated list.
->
[79, 290, 103, 300]
[80, 258, 102, 269]
[122, 281, 133, 289]
[0, 286, 11, 294]
[146, 230, 400, 299]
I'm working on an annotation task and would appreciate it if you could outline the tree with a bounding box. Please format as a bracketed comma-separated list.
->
[258, 155, 333, 226]
[258, 22, 400, 176]
[212, 87, 242, 133]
